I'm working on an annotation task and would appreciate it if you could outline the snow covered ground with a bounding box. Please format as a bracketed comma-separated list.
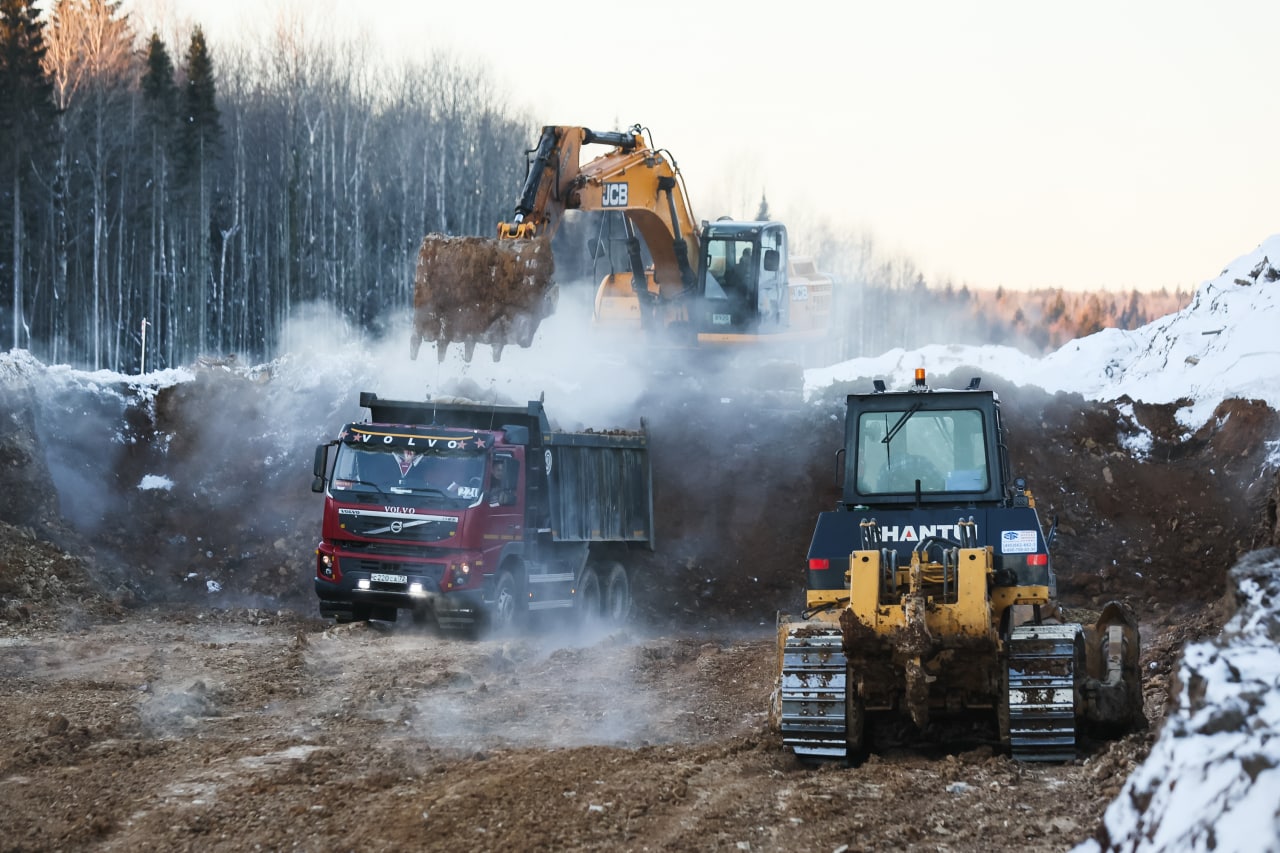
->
[1075, 549, 1280, 853]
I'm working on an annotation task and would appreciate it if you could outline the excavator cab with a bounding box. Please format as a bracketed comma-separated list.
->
[696, 221, 790, 335]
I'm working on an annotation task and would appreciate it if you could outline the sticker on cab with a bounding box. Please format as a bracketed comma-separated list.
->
[1000, 530, 1038, 554]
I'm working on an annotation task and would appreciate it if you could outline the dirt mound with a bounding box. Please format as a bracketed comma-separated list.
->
[2, 364, 1276, 631]
[411, 233, 557, 362]
[0, 366, 60, 531]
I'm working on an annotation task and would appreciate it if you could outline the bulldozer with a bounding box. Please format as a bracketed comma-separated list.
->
[771, 371, 1146, 762]
[410, 124, 836, 364]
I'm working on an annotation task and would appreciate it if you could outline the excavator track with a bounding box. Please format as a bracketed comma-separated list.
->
[778, 625, 849, 760]
[1006, 623, 1083, 762]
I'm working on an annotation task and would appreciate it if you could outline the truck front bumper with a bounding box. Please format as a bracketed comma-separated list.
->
[314, 569, 491, 627]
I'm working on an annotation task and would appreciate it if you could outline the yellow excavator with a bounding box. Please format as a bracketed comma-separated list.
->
[410, 124, 836, 364]
[772, 372, 1146, 762]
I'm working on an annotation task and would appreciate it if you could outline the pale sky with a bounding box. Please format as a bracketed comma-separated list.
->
[123, 0, 1279, 292]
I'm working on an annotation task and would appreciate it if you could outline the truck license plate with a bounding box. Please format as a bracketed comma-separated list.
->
[369, 572, 406, 584]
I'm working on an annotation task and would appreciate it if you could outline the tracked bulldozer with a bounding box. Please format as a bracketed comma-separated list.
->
[771, 372, 1146, 762]
[410, 124, 836, 364]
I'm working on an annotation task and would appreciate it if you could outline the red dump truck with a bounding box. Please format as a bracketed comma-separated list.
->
[311, 392, 653, 632]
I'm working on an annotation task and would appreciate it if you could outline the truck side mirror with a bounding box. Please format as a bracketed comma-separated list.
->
[763, 248, 780, 272]
[501, 425, 530, 446]
[311, 445, 328, 493]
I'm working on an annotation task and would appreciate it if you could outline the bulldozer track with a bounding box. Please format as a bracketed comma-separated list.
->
[1006, 623, 1083, 762]
[778, 626, 849, 760]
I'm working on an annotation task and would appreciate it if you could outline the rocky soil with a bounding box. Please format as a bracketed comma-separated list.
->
[1, 362, 1278, 852]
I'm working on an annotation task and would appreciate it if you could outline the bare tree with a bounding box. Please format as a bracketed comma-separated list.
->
[41, 0, 137, 368]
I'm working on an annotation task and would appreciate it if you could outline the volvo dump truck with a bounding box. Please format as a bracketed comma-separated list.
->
[411, 124, 836, 365]
[311, 392, 653, 632]
[771, 372, 1145, 762]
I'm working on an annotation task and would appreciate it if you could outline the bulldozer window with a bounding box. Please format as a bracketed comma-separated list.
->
[856, 409, 989, 494]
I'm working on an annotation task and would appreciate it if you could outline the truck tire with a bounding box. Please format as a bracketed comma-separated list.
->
[490, 568, 523, 635]
[602, 562, 632, 625]
[577, 566, 603, 622]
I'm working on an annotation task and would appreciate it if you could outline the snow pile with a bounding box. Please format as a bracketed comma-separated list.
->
[807, 235, 1280, 432]
[1077, 549, 1280, 853]
[138, 475, 174, 491]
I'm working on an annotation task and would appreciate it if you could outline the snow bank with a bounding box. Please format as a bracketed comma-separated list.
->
[1077, 549, 1280, 852]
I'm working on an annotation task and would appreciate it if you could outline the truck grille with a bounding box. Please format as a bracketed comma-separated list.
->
[339, 516, 458, 543]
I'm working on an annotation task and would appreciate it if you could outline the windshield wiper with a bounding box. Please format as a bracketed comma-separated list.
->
[388, 485, 447, 498]
[883, 402, 923, 444]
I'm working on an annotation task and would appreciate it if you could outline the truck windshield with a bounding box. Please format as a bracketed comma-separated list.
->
[331, 442, 487, 506]
[855, 408, 989, 495]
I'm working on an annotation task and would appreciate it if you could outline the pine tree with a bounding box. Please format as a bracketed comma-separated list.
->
[754, 192, 770, 221]
[176, 26, 221, 355]
[140, 32, 179, 367]
[141, 33, 178, 135]
[0, 0, 58, 350]
[176, 26, 219, 188]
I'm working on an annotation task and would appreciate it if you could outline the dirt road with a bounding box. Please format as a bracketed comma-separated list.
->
[1, 608, 1164, 852]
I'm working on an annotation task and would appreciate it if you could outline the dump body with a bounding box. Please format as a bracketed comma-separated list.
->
[773, 375, 1144, 762]
[312, 393, 653, 630]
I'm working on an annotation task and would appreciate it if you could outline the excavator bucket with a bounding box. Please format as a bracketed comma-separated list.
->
[410, 234, 557, 363]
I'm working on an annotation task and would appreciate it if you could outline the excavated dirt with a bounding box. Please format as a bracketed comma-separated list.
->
[412, 234, 557, 362]
[1, 364, 1278, 852]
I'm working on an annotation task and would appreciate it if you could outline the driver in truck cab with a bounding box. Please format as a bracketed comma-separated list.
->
[489, 457, 517, 506]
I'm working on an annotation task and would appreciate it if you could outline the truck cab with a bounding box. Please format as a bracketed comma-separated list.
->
[313, 419, 527, 628]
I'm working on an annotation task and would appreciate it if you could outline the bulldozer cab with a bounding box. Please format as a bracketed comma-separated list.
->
[842, 381, 1010, 508]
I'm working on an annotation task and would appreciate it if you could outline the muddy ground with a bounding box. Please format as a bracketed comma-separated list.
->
[1, 364, 1278, 852]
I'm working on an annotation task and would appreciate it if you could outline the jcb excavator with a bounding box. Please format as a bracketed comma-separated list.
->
[771, 372, 1146, 762]
[410, 124, 835, 363]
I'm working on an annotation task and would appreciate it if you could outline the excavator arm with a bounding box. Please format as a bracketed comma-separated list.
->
[411, 124, 702, 362]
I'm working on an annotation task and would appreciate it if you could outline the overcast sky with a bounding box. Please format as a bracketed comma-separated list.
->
[123, 0, 1279, 293]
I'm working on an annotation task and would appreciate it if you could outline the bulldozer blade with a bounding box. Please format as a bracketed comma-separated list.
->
[410, 233, 557, 363]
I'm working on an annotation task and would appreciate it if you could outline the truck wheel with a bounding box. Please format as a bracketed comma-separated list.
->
[602, 563, 632, 625]
[490, 569, 522, 634]
[577, 566, 603, 622]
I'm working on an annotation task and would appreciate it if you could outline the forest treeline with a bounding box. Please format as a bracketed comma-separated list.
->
[831, 279, 1190, 359]
[0, 0, 1190, 372]
[0, 0, 532, 371]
